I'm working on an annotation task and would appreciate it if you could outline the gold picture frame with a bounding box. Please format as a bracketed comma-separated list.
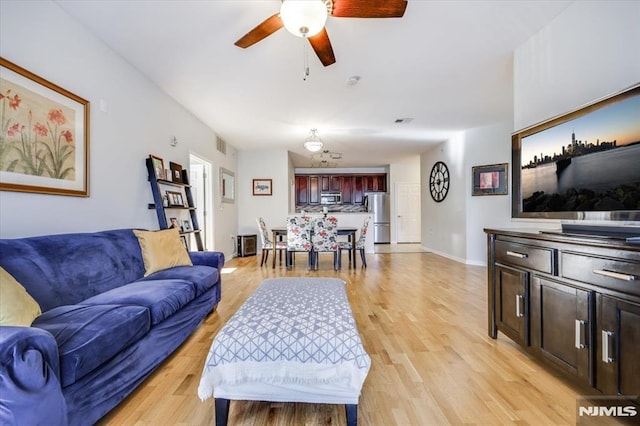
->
[0, 57, 90, 196]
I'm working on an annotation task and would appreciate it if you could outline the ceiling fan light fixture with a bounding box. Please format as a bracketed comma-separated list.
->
[303, 128, 324, 152]
[280, 0, 329, 38]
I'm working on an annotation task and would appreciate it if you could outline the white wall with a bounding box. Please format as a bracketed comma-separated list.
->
[420, 133, 468, 262]
[0, 1, 238, 258]
[514, 1, 640, 131]
[236, 149, 291, 236]
[421, 1, 640, 265]
[464, 121, 514, 264]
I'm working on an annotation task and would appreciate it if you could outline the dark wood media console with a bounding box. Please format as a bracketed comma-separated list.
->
[485, 228, 640, 399]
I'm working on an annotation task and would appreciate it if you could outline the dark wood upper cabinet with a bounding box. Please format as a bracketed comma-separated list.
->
[295, 176, 308, 205]
[309, 176, 320, 204]
[353, 176, 364, 204]
[294, 173, 387, 205]
[321, 176, 330, 192]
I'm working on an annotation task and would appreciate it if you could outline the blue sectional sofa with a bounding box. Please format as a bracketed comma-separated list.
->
[0, 229, 224, 425]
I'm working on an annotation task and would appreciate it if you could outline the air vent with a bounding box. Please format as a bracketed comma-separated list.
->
[394, 118, 414, 124]
[216, 136, 227, 154]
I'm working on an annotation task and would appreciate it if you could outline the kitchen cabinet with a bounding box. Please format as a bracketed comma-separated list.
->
[486, 228, 640, 398]
[295, 176, 309, 205]
[309, 176, 320, 204]
[295, 173, 387, 206]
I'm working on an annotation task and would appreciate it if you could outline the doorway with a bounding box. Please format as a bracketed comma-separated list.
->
[395, 182, 421, 243]
[189, 154, 214, 250]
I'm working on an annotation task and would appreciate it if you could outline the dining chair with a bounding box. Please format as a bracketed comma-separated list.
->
[286, 215, 313, 270]
[256, 217, 286, 267]
[312, 216, 340, 270]
[339, 216, 370, 268]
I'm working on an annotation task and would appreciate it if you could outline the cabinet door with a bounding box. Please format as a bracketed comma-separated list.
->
[374, 174, 387, 192]
[530, 277, 592, 385]
[597, 295, 640, 396]
[342, 176, 353, 204]
[309, 176, 320, 204]
[330, 176, 341, 192]
[321, 176, 330, 192]
[295, 176, 309, 205]
[363, 175, 374, 192]
[495, 264, 529, 346]
[353, 176, 364, 204]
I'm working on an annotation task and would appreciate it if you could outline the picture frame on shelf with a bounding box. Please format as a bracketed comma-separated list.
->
[150, 155, 166, 180]
[169, 162, 183, 184]
[0, 57, 90, 197]
[166, 190, 183, 206]
[472, 163, 508, 196]
[182, 220, 192, 232]
[169, 217, 179, 229]
[252, 178, 272, 196]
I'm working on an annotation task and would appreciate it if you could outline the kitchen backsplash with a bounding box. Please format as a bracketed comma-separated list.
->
[295, 204, 368, 213]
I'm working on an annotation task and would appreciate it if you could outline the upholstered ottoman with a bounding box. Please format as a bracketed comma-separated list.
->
[198, 277, 370, 426]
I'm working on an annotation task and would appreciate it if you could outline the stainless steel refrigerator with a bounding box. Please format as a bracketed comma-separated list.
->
[364, 193, 390, 244]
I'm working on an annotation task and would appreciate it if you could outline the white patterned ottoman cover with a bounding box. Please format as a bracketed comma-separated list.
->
[198, 277, 371, 405]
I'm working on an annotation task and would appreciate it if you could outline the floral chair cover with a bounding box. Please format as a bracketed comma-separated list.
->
[312, 216, 339, 270]
[286, 215, 313, 269]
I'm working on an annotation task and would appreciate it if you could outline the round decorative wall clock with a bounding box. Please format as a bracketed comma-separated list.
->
[429, 161, 450, 202]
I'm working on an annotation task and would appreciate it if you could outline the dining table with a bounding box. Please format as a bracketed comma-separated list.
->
[271, 226, 358, 269]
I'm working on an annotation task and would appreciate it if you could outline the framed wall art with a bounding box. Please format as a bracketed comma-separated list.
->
[0, 57, 90, 196]
[472, 163, 508, 196]
[252, 178, 272, 196]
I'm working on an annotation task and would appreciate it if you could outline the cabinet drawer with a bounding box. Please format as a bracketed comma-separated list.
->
[561, 252, 640, 297]
[495, 240, 555, 274]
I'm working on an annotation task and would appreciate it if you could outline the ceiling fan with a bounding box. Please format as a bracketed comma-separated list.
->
[234, 0, 408, 67]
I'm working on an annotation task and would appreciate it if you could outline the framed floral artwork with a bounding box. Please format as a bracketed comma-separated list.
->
[472, 163, 508, 196]
[0, 57, 90, 196]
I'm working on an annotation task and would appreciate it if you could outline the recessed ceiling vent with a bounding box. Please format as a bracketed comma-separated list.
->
[394, 118, 413, 124]
[216, 136, 227, 155]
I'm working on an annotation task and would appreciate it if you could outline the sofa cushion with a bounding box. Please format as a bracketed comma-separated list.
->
[81, 280, 196, 325]
[32, 304, 151, 387]
[133, 228, 192, 277]
[141, 265, 219, 297]
[0, 267, 41, 326]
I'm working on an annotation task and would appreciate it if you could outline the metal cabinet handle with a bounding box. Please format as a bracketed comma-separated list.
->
[575, 320, 586, 349]
[602, 330, 614, 363]
[593, 269, 636, 281]
[515, 294, 524, 318]
[507, 250, 528, 259]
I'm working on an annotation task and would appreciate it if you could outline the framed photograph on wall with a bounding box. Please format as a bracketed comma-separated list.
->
[472, 163, 508, 196]
[252, 178, 272, 196]
[0, 57, 90, 196]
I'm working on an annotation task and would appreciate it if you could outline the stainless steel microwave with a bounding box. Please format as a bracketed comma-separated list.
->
[320, 193, 341, 204]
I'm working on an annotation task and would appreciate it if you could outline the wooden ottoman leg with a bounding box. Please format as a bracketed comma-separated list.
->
[345, 404, 358, 426]
[215, 398, 230, 426]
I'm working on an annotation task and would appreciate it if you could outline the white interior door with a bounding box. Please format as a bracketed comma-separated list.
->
[189, 154, 213, 250]
[395, 182, 421, 243]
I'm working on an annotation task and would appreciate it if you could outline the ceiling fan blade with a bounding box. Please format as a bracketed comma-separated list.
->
[234, 13, 283, 48]
[331, 0, 407, 18]
[308, 28, 336, 67]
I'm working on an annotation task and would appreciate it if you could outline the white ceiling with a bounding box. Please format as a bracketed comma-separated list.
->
[56, 0, 572, 168]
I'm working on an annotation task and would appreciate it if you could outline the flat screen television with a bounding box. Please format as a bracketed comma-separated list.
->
[512, 83, 640, 223]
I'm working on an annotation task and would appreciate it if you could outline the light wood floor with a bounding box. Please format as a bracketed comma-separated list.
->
[98, 252, 604, 425]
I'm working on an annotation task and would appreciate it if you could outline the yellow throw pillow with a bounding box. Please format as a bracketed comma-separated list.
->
[0, 267, 42, 326]
[133, 228, 192, 277]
